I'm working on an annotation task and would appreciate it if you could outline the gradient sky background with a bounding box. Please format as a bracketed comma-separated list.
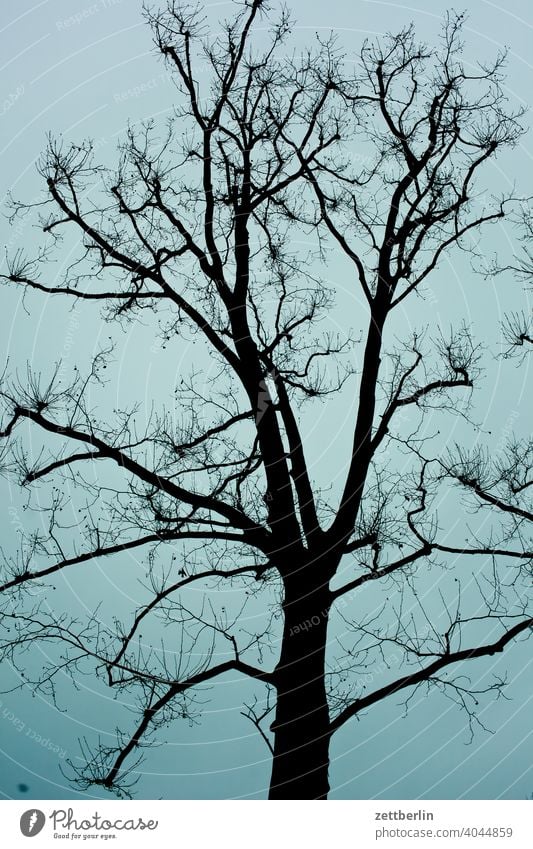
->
[0, 0, 531, 801]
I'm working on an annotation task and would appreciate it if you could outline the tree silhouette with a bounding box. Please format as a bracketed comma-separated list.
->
[0, 1, 531, 800]
[497, 207, 533, 358]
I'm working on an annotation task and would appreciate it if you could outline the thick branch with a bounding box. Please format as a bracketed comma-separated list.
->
[102, 655, 272, 789]
[330, 617, 533, 733]
[332, 544, 431, 601]
[0, 532, 253, 594]
[5, 406, 268, 545]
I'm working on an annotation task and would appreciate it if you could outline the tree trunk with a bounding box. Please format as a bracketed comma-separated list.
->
[268, 579, 332, 799]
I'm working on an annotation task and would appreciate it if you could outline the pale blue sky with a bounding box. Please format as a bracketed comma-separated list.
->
[0, 0, 531, 801]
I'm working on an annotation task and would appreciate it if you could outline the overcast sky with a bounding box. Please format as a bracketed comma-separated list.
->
[0, 0, 531, 801]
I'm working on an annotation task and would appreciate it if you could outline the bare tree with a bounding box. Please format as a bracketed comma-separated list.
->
[497, 206, 533, 358]
[0, 1, 531, 800]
